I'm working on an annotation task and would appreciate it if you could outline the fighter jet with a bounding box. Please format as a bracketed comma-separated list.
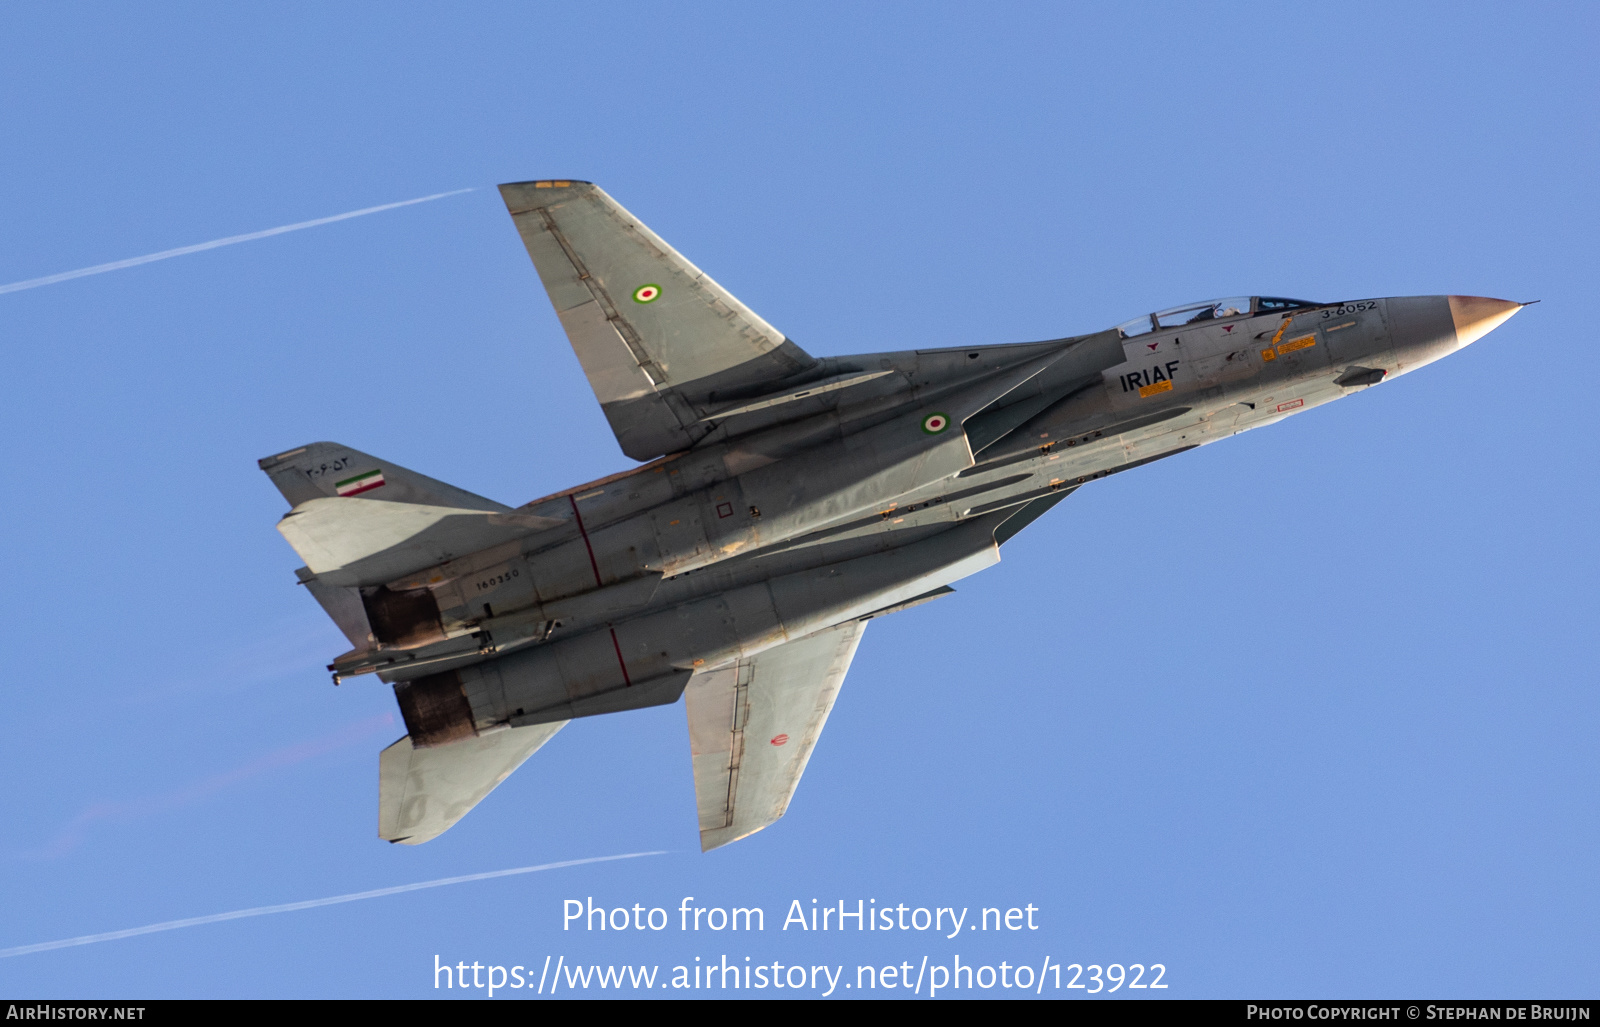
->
[259, 179, 1526, 850]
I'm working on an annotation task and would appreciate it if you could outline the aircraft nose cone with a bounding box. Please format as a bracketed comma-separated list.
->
[1447, 295, 1522, 347]
[1385, 294, 1522, 375]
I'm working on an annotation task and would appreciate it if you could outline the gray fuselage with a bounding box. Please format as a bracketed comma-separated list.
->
[352, 293, 1502, 741]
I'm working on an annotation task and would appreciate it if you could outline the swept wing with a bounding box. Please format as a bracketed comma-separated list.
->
[499, 180, 816, 461]
[685, 621, 866, 851]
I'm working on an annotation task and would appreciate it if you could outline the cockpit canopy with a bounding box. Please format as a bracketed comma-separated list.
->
[1117, 296, 1319, 338]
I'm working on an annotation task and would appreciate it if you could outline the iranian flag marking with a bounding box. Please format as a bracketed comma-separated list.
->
[335, 469, 386, 497]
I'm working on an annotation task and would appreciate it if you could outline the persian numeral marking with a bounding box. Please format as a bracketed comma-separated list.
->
[304, 457, 351, 479]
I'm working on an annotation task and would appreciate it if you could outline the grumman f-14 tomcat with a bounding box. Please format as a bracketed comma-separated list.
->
[260, 179, 1526, 850]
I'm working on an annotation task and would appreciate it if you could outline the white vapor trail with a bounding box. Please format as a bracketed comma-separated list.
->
[0, 188, 474, 296]
[0, 851, 664, 958]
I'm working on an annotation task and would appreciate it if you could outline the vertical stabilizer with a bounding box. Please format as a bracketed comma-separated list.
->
[259, 441, 511, 511]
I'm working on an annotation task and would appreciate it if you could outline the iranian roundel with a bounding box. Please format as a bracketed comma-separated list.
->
[921, 412, 951, 434]
[632, 284, 662, 303]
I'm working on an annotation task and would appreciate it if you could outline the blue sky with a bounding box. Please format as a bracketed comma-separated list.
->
[1, 1, 1595, 999]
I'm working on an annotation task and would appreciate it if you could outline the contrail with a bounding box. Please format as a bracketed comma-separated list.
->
[0, 188, 474, 296]
[0, 850, 664, 958]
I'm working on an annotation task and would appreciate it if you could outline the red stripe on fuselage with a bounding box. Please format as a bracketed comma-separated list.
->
[609, 627, 632, 687]
[568, 493, 603, 588]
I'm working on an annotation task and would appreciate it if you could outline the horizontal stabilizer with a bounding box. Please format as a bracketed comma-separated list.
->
[295, 566, 373, 648]
[687, 620, 865, 851]
[379, 722, 567, 845]
[277, 496, 563, 587]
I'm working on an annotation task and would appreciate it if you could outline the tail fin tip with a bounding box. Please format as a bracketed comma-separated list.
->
[258, 441, 510, 511]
